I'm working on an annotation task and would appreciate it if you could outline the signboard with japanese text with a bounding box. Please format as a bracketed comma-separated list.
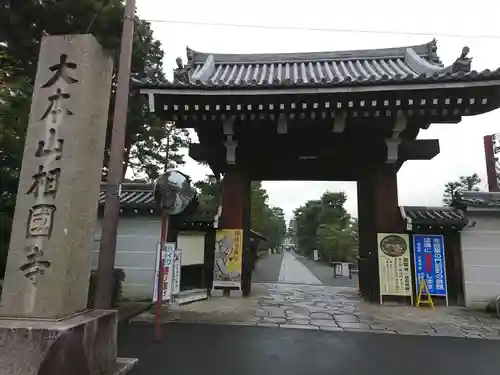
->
[377, 233, 413, 300]
[172, 249, 182, 296]
[413, 234, 448, 297]
[213, 229, 243, 289]
[152, 242, 175, 302]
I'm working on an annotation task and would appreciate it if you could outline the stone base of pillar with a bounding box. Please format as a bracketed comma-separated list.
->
[211, 288, 243, 298]
[0, 310, 137, 375]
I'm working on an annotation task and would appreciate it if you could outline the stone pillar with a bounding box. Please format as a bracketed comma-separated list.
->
[0, 35, 112, 319]
[357, 164, 403, 302]
[219, 168, 251, 296]
[0, 35, 136, 375]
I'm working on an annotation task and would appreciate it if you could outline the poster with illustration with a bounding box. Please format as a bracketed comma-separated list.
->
[213, 229, 243, 289]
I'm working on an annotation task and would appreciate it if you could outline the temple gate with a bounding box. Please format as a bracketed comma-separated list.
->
[139, 40, 500, 302]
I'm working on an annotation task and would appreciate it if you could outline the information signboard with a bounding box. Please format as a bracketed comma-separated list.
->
[377, 233, 413, 302]
[413, 234, 448, 299]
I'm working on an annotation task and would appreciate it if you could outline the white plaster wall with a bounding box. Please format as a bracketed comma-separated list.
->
[177, 232, 206, 266]
[92, 217, 160, 301]
[460, 211, 500, 309]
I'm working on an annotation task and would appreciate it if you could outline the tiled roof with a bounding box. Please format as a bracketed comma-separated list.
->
[137, 40, 500, 90]
[401, 206, 468, 230]
[453, 191, 500, 210]
[250, 230, 268, 241]
[99, 182, 217, 221]
[99, 182, 156, 208]
[98, 182, 267, 238]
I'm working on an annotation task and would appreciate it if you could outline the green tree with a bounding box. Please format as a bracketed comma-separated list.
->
[316, 223, 356, 262]
[443, 173, 481, 205]
[294, 200, 323, 255]
[0, 0, 190, 182]
[0, 74, 31, 278]
[250, 182, 271, 235]
[293, 191, 358, 262]
[128, 122, 190, 180]
[194, 175, 221, 212]
[265, 207, 286, 250]
[0, 0, 190, 274]
[194, 177, 286, 248]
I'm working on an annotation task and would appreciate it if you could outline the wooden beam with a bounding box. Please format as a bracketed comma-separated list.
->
[399, 139, 440, 160]
[189, 138, 439, 176]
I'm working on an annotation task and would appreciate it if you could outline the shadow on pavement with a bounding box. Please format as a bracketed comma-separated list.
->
[252, 252, 284, 283]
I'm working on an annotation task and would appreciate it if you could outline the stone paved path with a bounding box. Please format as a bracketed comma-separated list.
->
[278, 252, 322, 284]
[249, 284, 500, 339]
[133, 283, 500, 340]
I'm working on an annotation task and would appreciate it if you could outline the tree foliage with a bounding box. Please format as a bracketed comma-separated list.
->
[194, 176, 286, 249]
[0, 0, 190, 273]
[194, 175, 221, 212]
[0, 0, 189, 185]
[293, 191, 358, 262]
[443, 173, 481, 205]
[128, 122, 190, 180]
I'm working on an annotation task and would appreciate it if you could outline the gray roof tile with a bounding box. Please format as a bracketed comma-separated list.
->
[401, 206, 468, 229]
[453, 191, 500, 209]
[137, 40, 500, 90]
[98, 182, 266, 238]
[99, 182, 156, 208]
[98, 182, 213, 221]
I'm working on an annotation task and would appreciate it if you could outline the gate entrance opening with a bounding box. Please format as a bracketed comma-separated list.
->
[139, 40, 500, 302]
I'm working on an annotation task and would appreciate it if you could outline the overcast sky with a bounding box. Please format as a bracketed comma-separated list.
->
[136, 0, 500, 223]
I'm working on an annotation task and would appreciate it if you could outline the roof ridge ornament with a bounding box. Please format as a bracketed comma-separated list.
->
[186, 46, 194, 65]
[428, 38, 442, 65]
[173, 56, 190, 84]
[452, 46, 472, 73]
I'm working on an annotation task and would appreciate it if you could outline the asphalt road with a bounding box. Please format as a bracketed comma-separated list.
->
[252, 251, 357, 287]
[252, 252, 283, 283]
[295, 255, 358, 287]
[118, 323, 500, 375]
[278, 251, 322, 284]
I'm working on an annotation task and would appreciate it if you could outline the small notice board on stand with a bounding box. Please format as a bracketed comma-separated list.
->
[377, 233, 413, 305]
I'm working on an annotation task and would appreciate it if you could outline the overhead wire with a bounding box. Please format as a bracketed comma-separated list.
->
[143, 18, 500, 40]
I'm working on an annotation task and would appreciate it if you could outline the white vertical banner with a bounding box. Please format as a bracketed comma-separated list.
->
[313, 250, 319, 261]
[341, 263, 350, 277]
[152, 242, 176, 302]
[172, 249, 182, 296]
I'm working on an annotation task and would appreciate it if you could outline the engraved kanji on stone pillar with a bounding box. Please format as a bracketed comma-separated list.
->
[0, 35, 113, 319]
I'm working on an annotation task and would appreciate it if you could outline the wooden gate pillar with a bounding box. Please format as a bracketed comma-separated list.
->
[357, 164, 403, 302]
[220, 168, 252, 296]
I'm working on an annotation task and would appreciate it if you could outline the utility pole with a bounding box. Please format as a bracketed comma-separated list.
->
[484, 134, 500, 192]
[95, 0, 136, 308]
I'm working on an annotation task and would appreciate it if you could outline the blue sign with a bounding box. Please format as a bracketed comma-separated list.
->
[413, 235, 447, 297]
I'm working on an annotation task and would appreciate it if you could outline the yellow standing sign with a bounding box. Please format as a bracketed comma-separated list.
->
[415, 278, 435, 308]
